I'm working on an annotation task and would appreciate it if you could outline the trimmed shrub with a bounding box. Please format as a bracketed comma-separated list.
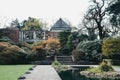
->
[78, 34, 88, 42]
[52, 60, 62, 67]
[0, 42, 27, 64]
[52, 60, 69, 73]
[99, 60, 114, 72]
[72, 49, 84, 63]
[59, 31, 71, 47]
[76, 40, 102, 62]
[27, 48, 46, 61]
[60, 47, 71, 55]
[102, 37, 120, 59]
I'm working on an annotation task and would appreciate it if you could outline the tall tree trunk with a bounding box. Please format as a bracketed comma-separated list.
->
[98, 23, 104, 39]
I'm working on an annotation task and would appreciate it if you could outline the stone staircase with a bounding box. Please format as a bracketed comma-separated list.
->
[56, 56, 75, 65]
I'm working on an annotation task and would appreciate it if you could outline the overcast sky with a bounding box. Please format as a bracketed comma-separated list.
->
[0, 0, 90, 28]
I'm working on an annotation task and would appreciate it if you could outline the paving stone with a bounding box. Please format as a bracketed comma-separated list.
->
[24, 65, 61, 80]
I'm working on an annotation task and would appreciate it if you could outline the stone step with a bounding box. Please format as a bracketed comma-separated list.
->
[56, 56, 75, 65]
[59, 61, 73, 63]
[60, 62, 75, 65]
[57, 56, 72, 57]
[57, 58, 72, 61]
[56, 56, 72, 61]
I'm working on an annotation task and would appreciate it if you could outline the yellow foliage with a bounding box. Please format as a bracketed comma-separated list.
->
[102, 38, 120, 57]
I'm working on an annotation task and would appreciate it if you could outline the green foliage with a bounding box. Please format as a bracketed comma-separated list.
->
[107, 0, 120, 27]
[78, 34, 88, 42]
[52, 60, 69, 73]
[52, 60, 62, 67]
[0, 37, 14, 44]
[0, 37, 10, 42]
[88, 34, 97, 41]
[76, 40, 102, 62]
[59, 31, 71, 47]
[27, 48, 46, 61]
[72, 49, 84, 63]
[21, 17, 44, 30]
[102, 37, 120, 59]
[77, 40, 102, 54]
[87, 60, 114, 73]
[99, 60, 114, 72]
[60, 48, 70, 55]
[87, 67, 101, 73]
[59, 31, 72, 55]
[65, 34, 74, 53]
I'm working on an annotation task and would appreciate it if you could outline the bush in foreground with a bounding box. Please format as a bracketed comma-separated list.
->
[80, 61, 120, 79]
[76, 40, 102, 62]
[0, 42, 27, 64]
[72, 49, 84, 63]
[102, 37, 120, 59]
[99, 60, 114, 72]
[52, 60, 69, 73]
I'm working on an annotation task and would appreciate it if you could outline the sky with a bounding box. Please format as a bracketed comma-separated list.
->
[0, 0, 90, 28]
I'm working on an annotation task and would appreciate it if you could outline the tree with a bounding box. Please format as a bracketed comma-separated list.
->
[21, 17, 46, 30]
[85, 0, 108, 39]
[58, 31, 71, 47]
[82, 16, 97, 40]
[65, 34, 74, 52]
[107, 0, 120, 29]
[10, 19, 20, 28]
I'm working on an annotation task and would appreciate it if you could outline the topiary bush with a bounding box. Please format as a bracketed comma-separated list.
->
[76, 40, 103, 62]
[99, 60, 114, 72]
[102, 37, 120, 60]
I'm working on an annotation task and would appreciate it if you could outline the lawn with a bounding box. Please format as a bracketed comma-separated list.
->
[113, 66, 120, 71]
[0, 65, 33, 80]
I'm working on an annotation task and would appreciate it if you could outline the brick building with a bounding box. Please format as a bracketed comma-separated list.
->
[50, 18, 72, 38]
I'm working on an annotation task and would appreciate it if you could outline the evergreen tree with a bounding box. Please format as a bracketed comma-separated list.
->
[58, 31, 71, 47]
[65, 34, 74, 52]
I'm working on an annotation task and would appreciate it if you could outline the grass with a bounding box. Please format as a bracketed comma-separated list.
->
[113, 66, 120, 71]
[87, 67, 101, 73]
[113, 66, 120, 68]
[0, 65, 33, 80]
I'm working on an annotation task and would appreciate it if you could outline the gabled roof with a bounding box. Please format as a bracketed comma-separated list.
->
[50, 18, 71, 31]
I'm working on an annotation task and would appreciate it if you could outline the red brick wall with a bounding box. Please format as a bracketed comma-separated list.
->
[49, 32, 59, 38]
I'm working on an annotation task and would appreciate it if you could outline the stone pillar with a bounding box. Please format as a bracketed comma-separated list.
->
[19, 31, 21, 42]
[33, 31, 36, 40]
[23, 31, 26, 40]
[21, 31, 23, 41]
[19, 31, 23, 42]
[43, 31, 46, 40]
